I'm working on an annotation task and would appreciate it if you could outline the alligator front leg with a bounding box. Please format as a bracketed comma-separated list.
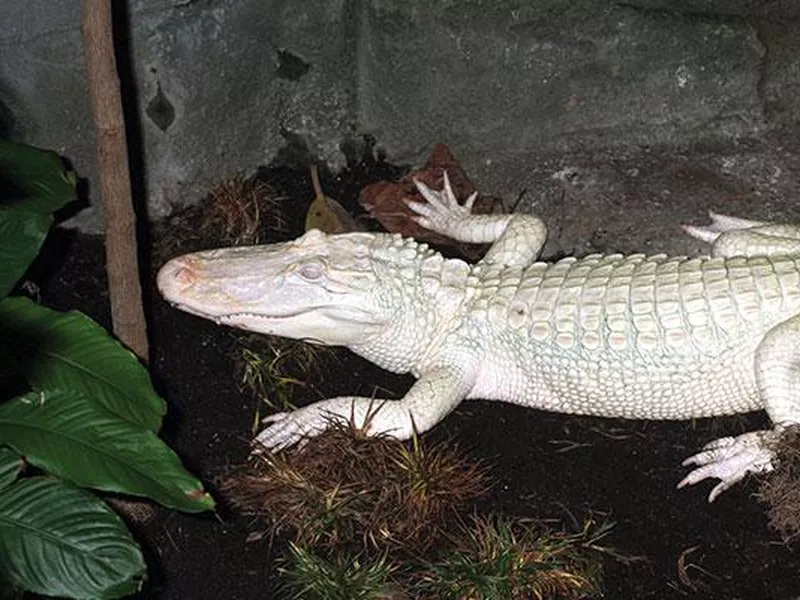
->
[254, 363, 476, 452]
[407, 171, 547, 268]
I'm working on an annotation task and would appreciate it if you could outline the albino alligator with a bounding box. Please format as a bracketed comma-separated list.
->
[157, 173, 800, 502]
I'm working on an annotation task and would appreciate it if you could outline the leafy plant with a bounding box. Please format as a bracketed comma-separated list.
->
[0, 139, 215, 598]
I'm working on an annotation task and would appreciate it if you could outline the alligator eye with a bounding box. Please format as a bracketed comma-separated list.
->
[297, 261, 325, 281]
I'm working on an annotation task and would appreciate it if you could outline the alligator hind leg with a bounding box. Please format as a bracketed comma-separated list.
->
[678, 430, 777, 502]
[681, 211, 765, 242]
[679, 314, 800, 501]
[682, 211, 800, 258]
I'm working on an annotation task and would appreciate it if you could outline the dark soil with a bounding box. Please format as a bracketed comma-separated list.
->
[31, 158, 800, 600]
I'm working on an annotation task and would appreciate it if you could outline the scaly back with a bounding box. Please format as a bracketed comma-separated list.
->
[469, 253, 800, 357]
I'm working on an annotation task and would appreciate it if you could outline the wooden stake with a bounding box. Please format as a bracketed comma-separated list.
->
[81, 0, 149, 361]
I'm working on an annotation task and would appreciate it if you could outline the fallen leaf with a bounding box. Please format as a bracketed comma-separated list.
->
[358, 144, 503, 259]
[305, 165, 360, 234]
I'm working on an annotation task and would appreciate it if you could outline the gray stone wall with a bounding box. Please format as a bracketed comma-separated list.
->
[0, 0, 798, 231]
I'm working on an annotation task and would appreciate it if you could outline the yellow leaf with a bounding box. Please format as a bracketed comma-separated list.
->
[304, 165, 359, 234]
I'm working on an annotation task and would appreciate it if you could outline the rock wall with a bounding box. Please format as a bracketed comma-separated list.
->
[0, 0, 797, 231]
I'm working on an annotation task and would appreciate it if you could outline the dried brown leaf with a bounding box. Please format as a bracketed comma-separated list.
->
[358, 143, 503, 260]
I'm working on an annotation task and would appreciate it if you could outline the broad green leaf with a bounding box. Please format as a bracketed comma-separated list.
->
[0, 296, 165, 431]
[0, 390, 214, 512]
[0, 208, 52, 300]
[0, 140, 76, 298]
[0, 477, 145, 598]
[0, 139, 76, 214]
[0, 448, 21, 490]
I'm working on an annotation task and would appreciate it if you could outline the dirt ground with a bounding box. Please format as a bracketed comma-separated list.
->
[33, 136, 800, 599]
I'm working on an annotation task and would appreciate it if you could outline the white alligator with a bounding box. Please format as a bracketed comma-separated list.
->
[157, 173, 800, 502]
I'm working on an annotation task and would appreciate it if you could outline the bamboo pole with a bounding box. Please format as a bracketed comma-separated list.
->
[81, 0, 149, 361]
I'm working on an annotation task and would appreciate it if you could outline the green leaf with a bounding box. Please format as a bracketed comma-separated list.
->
[0, 477, 145, 598]
[0, 209, 52, 300]
[0, 448, 21, 490]
[0, 390, 214, 512]
[0, 139, 76, 214]
[0, 140, 77, 299]
[0, 296, 165, 431]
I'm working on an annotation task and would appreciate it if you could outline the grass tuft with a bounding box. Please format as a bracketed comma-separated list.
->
[157, 172, 286, 260]
[417, 514, 611, 600]
[233, 334, 333, 414]
[756, 424, 800, 543]
[203, 174, 285, 245]
[278, 543, 405, 600]
[222, 417, 615, 598]
[221, 417, 490, 555]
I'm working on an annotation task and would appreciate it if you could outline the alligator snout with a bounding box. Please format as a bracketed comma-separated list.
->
[156, 256, 198, 300]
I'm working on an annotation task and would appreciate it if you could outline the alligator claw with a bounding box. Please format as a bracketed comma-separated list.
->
[681, 211, 766, 244]
[677, 431, 776, 502]
[252, 407, 330, 453]
[407, 171, 477, 237]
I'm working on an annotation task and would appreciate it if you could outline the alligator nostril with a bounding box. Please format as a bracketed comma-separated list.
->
[157, 257, 197, 296]
[173, 263, 196, 284]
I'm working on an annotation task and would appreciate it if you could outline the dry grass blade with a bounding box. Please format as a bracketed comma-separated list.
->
[204, 173, 285, 245]
[676, 545, 701, 589]
[221, 417, 490, 555]
[756, 425, 800, 543]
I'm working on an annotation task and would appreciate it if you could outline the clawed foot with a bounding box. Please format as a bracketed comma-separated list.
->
[681, 211, 765, 244]
[406, 171, 477, 238]
[678, 430, 777, 502]
[252, 397, 399, 454]
[252, 404, 344, 453]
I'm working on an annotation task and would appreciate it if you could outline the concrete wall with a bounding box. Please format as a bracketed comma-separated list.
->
[1, 0, 798, 231]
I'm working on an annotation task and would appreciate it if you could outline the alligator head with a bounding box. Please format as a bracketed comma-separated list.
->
[157, 229, 469, 353]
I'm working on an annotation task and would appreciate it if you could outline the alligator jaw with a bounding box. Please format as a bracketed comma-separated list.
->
[156, 249, 381, 342]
